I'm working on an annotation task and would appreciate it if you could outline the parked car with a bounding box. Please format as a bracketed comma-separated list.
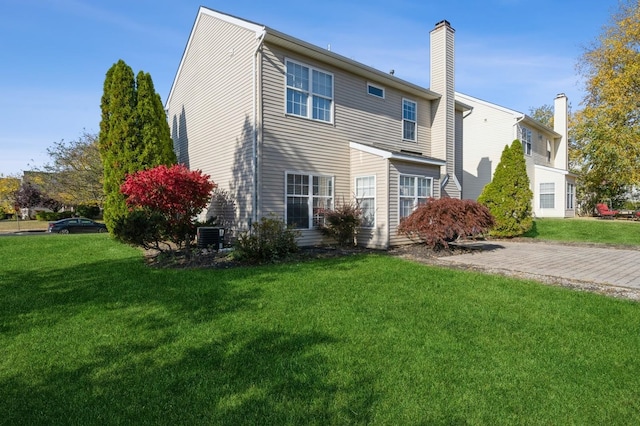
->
[47, 217, 108, 234]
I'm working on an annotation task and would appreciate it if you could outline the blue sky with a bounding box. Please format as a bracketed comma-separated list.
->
[0, 0, 619, 176]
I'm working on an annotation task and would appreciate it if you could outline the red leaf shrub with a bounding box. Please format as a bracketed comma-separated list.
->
[119, 164, 216, 250]
[318, 200, 362, 247]
[397, 197, 494, 249]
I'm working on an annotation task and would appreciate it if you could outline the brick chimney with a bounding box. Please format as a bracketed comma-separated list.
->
[430, 20, 458, 197]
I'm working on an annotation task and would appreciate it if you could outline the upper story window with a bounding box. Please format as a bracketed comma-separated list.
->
[399, 175, 431, 220]
[519, 126, 532, 155]
[367, 83, 385, 99]
[286, 59, 333, 123]
[402, 99, 417, 141]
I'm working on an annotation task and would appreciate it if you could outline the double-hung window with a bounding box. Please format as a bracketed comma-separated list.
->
[355, 176, 375, 228]
[286, 173, 334, 229]
[540, 182, 555, 209]
[402, 99, 417, 141]
[399, 175, 431, 220]
[566, 182, 575, 210]
[519, 126, 532, 155]
[286, 59, 333, 122]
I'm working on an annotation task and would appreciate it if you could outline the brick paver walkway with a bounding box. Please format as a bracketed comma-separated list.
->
[438, 241, 640, 290]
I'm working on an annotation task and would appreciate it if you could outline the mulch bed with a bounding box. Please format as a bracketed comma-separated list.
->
[143, 242, 476, 270]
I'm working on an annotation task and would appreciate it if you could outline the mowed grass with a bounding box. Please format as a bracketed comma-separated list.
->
[1, 235, 640, 424]
[524, 218, 640, 245]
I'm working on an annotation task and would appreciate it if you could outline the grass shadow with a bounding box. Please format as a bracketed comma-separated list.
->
[1, 329, 376, 424]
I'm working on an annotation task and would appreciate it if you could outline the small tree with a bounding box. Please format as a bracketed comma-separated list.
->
[36, 132, 104, 207]
[118, 164, 216, 253]
[397, 198, 494, 249]
[318, 199, 362, 247]
[0, 176, 21, 217]
[478, 140, 533, 237]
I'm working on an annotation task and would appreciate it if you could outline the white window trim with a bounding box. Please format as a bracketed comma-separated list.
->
[539, 182, 555, 209]
[284, 58, 334, 124]
[566, 182, 575, 210]
[285, 171, 334, 229]
[355, 175, 376, 228]
[402, 98, 418, 142]
[519, 126, 532, 156]
[398, 174, 432, 223]
[366, 82, 385, 99]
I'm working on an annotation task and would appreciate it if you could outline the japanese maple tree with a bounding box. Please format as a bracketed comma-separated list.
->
[119, 164, 216, 251]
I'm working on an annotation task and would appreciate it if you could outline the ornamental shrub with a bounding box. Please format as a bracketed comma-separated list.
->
[119, 164, 216, 253]
[397, 197, 494, 249]
[478, 140, 533, 237]
[318, 200, 362, 247]
[234, 215, 300, 263]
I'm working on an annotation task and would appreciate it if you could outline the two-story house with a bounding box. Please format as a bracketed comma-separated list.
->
[166, 7, 468, 248]
[456, 93, 576, 218]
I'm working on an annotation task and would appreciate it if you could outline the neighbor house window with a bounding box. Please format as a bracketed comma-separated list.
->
[402, 99, 417, 141]
[286, 172, 333, 229]
[546, 140, 552, 163]
[519, 126, 532, 155]
[367, 83, 385, 99]
[566, 182, 575, 210]
[355, 176, 376, 228]
[399, 175, 431, 219]
[286, 59, 333, 122]
[540, 182, 555, 209]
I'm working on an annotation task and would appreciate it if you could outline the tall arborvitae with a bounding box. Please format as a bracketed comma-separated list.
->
[99, 60, 137, 232]
[478, 139, 533, 237]
[136, 71, 176, 168]
[99, 61, 176, 233]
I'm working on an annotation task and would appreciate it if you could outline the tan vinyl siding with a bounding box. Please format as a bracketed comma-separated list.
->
[259, 43, 432, 246]
[388, 161, 441, 246]
[166, 13, 258, 228]
[350, 148, 389, 249]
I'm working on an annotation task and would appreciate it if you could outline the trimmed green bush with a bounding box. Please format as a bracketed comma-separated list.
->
[234, 215, 300, 263]
[478, 140, 533, 237]
[35, 211, 74, 221]
[76, 204, 101, 219]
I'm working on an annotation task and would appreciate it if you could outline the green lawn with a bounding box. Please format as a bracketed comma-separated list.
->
[1, 234, 639, 424]
[524, 218, 640, 245]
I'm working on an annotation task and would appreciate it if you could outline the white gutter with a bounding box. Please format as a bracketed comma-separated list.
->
[252, 29, 266, 225]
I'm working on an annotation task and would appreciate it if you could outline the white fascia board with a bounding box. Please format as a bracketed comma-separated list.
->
[350, 142, 446, 166]
[534, 164, 575, 176]
[455, 92, 522, 116]
[198, 6, 265, 37]
[166, 7, 266, 108]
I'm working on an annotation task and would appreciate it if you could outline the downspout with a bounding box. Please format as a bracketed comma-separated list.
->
[514, 114, 525, 138]
[252, 29, 266, 226]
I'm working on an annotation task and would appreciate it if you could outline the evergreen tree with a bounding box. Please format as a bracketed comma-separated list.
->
[99, 60, 137, 231]
[99, 60, 176, 232]
[478, 140, 533, 237]
[136, 71, 177, 168]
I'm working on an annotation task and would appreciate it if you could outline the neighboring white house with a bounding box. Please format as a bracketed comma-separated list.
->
[457, 92, 576, 218]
